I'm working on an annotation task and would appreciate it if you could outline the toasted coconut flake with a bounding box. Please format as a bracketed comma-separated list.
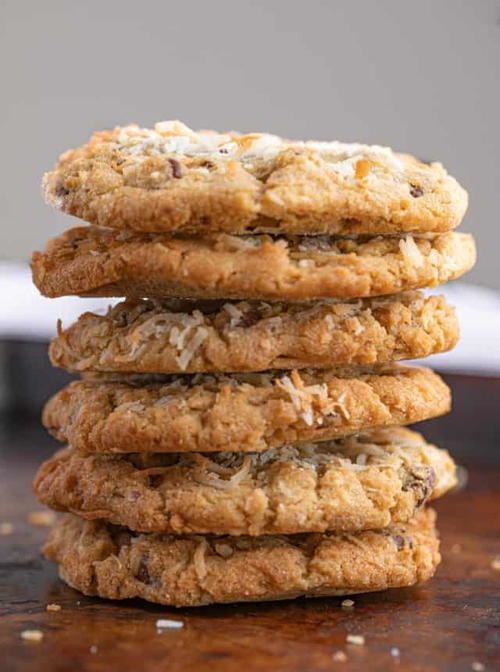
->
[193, 539, 208, 581]
[223, 303, 244, 328]
[175, 327, 209, 370]
[276, 370, 350, 425]
[192, 456, 252, 489]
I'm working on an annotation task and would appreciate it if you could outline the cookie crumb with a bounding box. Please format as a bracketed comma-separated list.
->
[332, 650, 347, 662]
[90, 645, 98, 654]
[346, 634, 365, 646]
[46, 603, 61, 612]
[451, 543, 462, 554]
[21, 630, 43, 642]
[491, 556, 500, 571]
[28, 510, 56, 527]
[156, 618, 184, 629]
[0, 522, 13, 535]
[471, 663, 485, 672]
[391, 647, 401, 657]
[341, 599, 355, 608]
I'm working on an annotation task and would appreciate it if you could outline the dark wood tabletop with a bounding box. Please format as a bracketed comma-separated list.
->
[1, 374, 499, 672]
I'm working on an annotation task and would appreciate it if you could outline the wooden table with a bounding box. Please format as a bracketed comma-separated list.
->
[1, 375, 499, 672]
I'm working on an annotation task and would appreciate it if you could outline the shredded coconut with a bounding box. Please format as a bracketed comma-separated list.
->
[193, 539, 208, 581]
[223, 303, 244, 328]
[115, 121, 403, 175]
[193, 456, 252, 489]
[276, 371, 350, 426]
[175, 327, 209, 370]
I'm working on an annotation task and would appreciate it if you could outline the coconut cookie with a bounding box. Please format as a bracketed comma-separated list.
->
[43, 508, 440, 607]
[34, 428, 456, 536]
[42, 366, 450, 454]
[49, 292, 459, 374]
[41, 120, 467, 235]
[31, 227, 476, 301]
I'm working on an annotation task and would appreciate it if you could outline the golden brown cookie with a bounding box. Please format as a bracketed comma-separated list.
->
[31, 227, 476, 301]
[42, 508, 440, 607]
[34, 428, 456, 536]
[42, 366, 451, 454]
[41, 120, 467, 235]
[49, 292, 459, 374]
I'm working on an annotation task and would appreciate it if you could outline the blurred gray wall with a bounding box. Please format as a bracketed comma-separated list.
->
[1, 0, 498, 287]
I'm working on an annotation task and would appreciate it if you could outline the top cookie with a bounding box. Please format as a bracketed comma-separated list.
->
[41, 120, 467, 235]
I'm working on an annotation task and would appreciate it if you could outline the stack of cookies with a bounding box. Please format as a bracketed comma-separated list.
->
[31, 121, 476, 607]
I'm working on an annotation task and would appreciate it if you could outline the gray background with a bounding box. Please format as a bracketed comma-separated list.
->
[1, 0, 498, 287]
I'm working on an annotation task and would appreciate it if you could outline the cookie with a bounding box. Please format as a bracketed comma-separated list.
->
[31, 227, 476, 301]
[42, 508, 440, 607]
[34, 427, 456, 536]
[41, 120, 467, 235]
[49, 291, 459, 374]
[42, 366, 451, 454]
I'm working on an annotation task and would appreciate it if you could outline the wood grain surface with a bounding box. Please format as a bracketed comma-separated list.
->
[0, 374, 499, 672]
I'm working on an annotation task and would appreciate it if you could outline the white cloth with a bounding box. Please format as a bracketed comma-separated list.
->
[1, 263, 498, 376]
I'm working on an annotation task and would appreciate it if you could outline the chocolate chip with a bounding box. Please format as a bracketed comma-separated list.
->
[392, 534, 405, 550]
[148, 474, 163, 488]
[409, 184, 424, 198]
[168, 158, 183, 179]
[403, 468, 436, 507]
[199, 160, 215, 170]
[237, 309, 261, 328]
[113, 311, 130, 328]
[135, 558, 151, 584]
[55, 183, 69, 197]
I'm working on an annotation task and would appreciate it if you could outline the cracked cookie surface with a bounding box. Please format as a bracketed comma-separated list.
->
[42, 366, 451, 454]
[49, 291, 459, 374]
[34, 427, 456, 536]
[31, 227, 476, 300]
[42, 508, 440, 607]
[41, 120, 467, 235]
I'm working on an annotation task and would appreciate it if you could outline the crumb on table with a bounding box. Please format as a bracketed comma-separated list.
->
[27, 511, 56, 527]
[46, 603, 61, 612]
[21, 630, 43, 642]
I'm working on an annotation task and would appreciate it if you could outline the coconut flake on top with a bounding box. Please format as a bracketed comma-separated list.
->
[113, 120, 404, 176]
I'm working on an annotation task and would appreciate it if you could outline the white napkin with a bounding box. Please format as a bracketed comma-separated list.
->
[1, 263, 498, 376]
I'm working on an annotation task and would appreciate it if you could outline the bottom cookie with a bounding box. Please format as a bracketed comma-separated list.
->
[43, 509, 439, 607]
